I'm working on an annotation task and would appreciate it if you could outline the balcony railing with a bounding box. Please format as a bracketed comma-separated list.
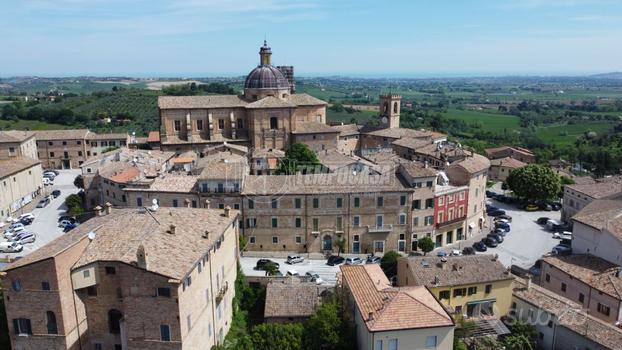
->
[215, 281, 228, 304]
[436, 216, 467, 228]
[366, 224, 393, 233]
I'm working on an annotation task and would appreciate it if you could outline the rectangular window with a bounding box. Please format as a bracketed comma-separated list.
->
[271, 199, 278, 209]
[400, 196, 406, 206]
[598, 303, 611, 316]
[413, 217, 419, 226]
[13, 318, 32, 335]
[105, 266, 116, 275]
[426, 336, 437, 348]
[248, 199, 254, 209]
[439, 290, 450, 300]
[561, 282, 567, 292]
[218, 119, 225, 129]
[137, 197, 143, 206]
[399, 213, 406, 225]
[246, 218, 257, 228]
[336, 216, 343, 230]
[353, 197, 360, 208]
[377, 196, 384, 207]
[172, 199, 178, 207]
[424, 216, 434, 226]
[174, 120, 181, 131]
[313, 198, 319, 208]
[272, 236, 278, 244]
[485, 284, 492, 294]
[579, 293, 585, 303]
[41, 281, 50, 291]
[157, 287, 171, 298]
[295, 236, 302, 244]
[375, 340, 383, 350]
[453, 288, 467, 297]
[353, 215, 360, 227]
[295, 217, 302, 228]
[425, 198, 434, 209]
[545, 274, 550, 282]
[336, 198, 343, 208]
[160, 324, 171, 341]
[376, 215, 383, 227]
[412, 199, 421, 209]
[271, 217, 278, 228]
[388, 339, 398, 350]
[249, 236, 256, 244]
[467, 286, 477, 295]
[295, 198, 302, 208]
[50, 152, 55, 157]
[197, 120, 203, 130]
[312, 218, 319, 231]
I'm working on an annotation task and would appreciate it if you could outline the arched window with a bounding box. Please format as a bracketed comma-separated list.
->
[393, 102, 398, 113]
[46, 311, 58, 334]
[108, 309, 123, 334]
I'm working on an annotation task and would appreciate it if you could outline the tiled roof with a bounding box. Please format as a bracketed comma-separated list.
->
[242, 172, 412, 195]
[448, 153, 490, 174]
[391, 137, 432, 150]
[158, 95, 248, 109]
[86, 132, 128, 140]
[287, 93, 327, 106]
[485, 146, 534, 159]
[403, 255, 514, 288]
[542, 254, 622, 300]
[204, 142, 249, 155]
[0, 130, 35, 143]
[105, 165, 141, 184]
[246, 96, 295, 109]
[0, 157, 41, 179]
[571, 194, 622, 239]
[71, 208, 236, 280]
[199, 160, 247, 181]
[565, 182, 622, 199]
[35, 129, 90, 140]
[341, 264, 454, 332]
[133, 174, 199, 193]
[363, 127, 440, 140]
[316, 150, 358, 171]
[399, 162, 438, 179]
[251, 147, 285, 158]
[81, 149, 175, 181]
[489, 156, 528, 169]
[292, 122, 340, 134]
[331, 123, 362, 137]
[264, 278, 321, 318]
[513, 278, 622, 350]
[147, 131, 160, 143]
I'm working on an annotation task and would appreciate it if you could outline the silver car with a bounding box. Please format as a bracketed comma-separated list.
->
[345, 257, 363, 265]
[286, 255, 304, 264]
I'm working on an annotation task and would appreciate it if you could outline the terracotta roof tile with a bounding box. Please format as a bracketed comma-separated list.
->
[489, 156, 528, 169]
[264, 278, 321, 318]
[35, 129, 90, 140]
[571, 194, 622, 239]
[86, 133, 128, 140]
[246, 96, 295, 109]
[0, 130, 35, 143]
[158, 95, 248, 109]
[448, 153, 490, 174]
[565, 182, 622, 199]
[147, 131, 160, 143]
[292, 122, 340, 134]
[287, 93, 327, 106]
[399, 162, 438, 179]
[0, 157, 41, 179]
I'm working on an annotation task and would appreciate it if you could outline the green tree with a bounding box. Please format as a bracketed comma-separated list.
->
[503, 320, 537, 350]
[73, 175, 84, 189]
[304, 301, 342, 350]
[417, 236, 435, 255]
[380, 250, 400, 279]
[264, 263, 278, 277]
[276, 143, 321, 175]
[64, 194, 84, 216]
[251, 323, 303, 350]
[506, 164, 561, 203]
[453, 338, 468, 350]
[334, 238, 346, 257]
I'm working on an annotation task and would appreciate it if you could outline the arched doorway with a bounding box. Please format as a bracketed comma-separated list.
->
[108, 309, 123, 334]
[322, 235, 332, 251]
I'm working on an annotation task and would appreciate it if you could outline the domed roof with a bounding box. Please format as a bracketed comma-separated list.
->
[244, 65, 290, 90]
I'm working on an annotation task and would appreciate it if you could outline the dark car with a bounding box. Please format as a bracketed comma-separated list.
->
[45, 169, 60, 176]
[20, 217, 34, 225]
[366, 255, 381, 264]
[537, 217, 550, 225]
[495, 214, 512, 222]
[58, 216, 77, 224]
[63, 223, 78, 232]
[551, 202, 562, 211]
[492, 228, 507, 236]
[483, 237, 499, 248]
[485, 190, 494, 198]
[326, 255, 345, 266]
[496, 195, 509, 203]
[473, 241, 488, 252]
[52, 190, 61, 198]
[462, 246, 476, 255]
[488, 209, 506, 217]
[487, 233, 504, 243]
[254, 259, 280, 271]
[495, 222, 511, 232]
[486, 204, 498, 211]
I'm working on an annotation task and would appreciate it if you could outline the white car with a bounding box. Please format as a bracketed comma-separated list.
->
[4, 226, 26, 239]
[286, 255, 304, 264]
[451, 249, 462, 256]
[18, 213, 35, 221]
[495, 218, 510, 225]
[43, 178, 53, 186]
[13, 232, 35, 244]
[553, 231, 573, 240]
[8, 222, 24, 231]
[0, 241, 23, 253]
[305, 271, 324, 285]
[43, 171, 57, 179]
[59, 219, 74, 228]
[286, 269, 300, 277]
[345, 257, 363, 265]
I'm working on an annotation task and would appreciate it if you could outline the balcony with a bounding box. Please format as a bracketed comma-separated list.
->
[436, 216, 467, 229]
[366, 224, 393, 233]
[262, 128, 286, 138]
[215, 281, 228, 304]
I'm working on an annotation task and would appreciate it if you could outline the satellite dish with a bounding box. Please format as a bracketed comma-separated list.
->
[87, 231, 96, 241]
[150, 198, 159, 212]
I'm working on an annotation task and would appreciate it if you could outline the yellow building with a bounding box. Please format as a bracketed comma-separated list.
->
[397, 255, 515, 319]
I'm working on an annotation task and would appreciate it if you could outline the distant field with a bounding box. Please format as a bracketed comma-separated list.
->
[536, 122, 615, 145]
[0, 119, 68, 130]
[327, 109, 377, 123]
[442, 108, 521, 132]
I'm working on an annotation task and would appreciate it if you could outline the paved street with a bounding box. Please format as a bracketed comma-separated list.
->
[241, 256, 354, 286]
[439, 189, 562, 269]
[1, 170, 81, 260]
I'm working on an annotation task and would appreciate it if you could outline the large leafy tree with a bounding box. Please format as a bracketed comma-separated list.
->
[251, 323, 304, 350]
[417, 236, 435, 255]
[506, 164, 561, 203]
[304, 301, 342, 350]
[276, 143, 321, 175]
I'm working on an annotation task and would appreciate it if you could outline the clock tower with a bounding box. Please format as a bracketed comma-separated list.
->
[379, 94, 401, 129]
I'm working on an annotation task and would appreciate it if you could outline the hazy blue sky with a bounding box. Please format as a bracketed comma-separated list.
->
[1, 0, 621, 77]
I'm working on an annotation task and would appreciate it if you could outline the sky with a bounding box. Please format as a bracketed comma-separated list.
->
[1, 0, 621, 77]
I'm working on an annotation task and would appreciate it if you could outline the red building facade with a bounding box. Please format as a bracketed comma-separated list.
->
[433, 185, 469, 247]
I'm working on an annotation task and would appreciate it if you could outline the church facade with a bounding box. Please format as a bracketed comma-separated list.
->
[158, 41, 330, 154]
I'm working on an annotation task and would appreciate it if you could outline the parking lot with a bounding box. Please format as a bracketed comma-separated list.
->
[1, 170, 81, 260]
[440, 189, 562, 269]
[241, 256, 348, 286]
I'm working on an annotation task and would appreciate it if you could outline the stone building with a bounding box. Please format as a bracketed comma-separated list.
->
[264, 277, 323, 324]
[0, 130, 38, 160]
[488, 156, 527, 182]
[484, 146, 535, 164]
[1, 206, 240, 350]
[561, 179, 622, 221]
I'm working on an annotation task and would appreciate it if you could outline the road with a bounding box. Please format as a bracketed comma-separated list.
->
[241, 256, 352, 286]
[1, 170, 81, 260]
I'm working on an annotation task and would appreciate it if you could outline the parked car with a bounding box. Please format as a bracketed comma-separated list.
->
[495, 214, 512, 222]
[551, 202, 562, 211]
[366, 254, 381, 264]
[525, 204, 539, 212]
[44, 169, 60, 176]
[58, 216, 77, 224]
[462, 246, 476, 255]
[553, 231, 573, 240]
[8, 222, 25, 231]
[495, 222, 511, 232]
[305, 271, 324, 285]
[0, 241, 23, 253]
[37, 198, 51, 208]
[485, 190, 494, 198]
[488, 209, 506, 217]
[537, 217, 550, 225]
[286, 269, 300, 277]
[492, 228, 507, 236]
[345, 257, 363, 265]
[487, 233, 504, 243]
[451, 249, 462, 256]
[552, 245, 572, 256]
[437, 250, 448, 257]
[59, 219, 75, 228]
[495, 218, 511, 225]
[18, 213, 35, 221]
[4, 227, 26, 239]
[482, 237, 499, 248]
[20, 217, 34, 225]
[254, 259, 280, 271]
[473, 241, 488, 252]
[43, 171, 56, 179]
[326, 255, 345, 266]
[51, 190, 61, 198]
[42, 177, 53, 186]
[63, 223, 78, 232]
[486, 204, 499, 211]
[286, 255, 304, 264]
[546, 219, 561, 231]
[13, 232, 35, 244]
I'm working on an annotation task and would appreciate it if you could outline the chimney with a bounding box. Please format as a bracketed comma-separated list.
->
[184, 198, 191, 208]
[136, 245, 147, 269]
[224, 205, 231, 218]
[104, 202, 112, 215]
[169, 224, 176, 235]
[205, 199, 210, 209]
[94, 205, 103, 216]
[526, 276, 532, 291]
[368, 312, 374, 321]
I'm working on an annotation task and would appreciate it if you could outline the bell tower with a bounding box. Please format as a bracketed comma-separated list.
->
[259, 40, 272, 66]
[379, 94, 401, 129]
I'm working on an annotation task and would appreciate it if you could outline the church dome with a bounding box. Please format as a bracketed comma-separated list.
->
[244, 65, 290, 90]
